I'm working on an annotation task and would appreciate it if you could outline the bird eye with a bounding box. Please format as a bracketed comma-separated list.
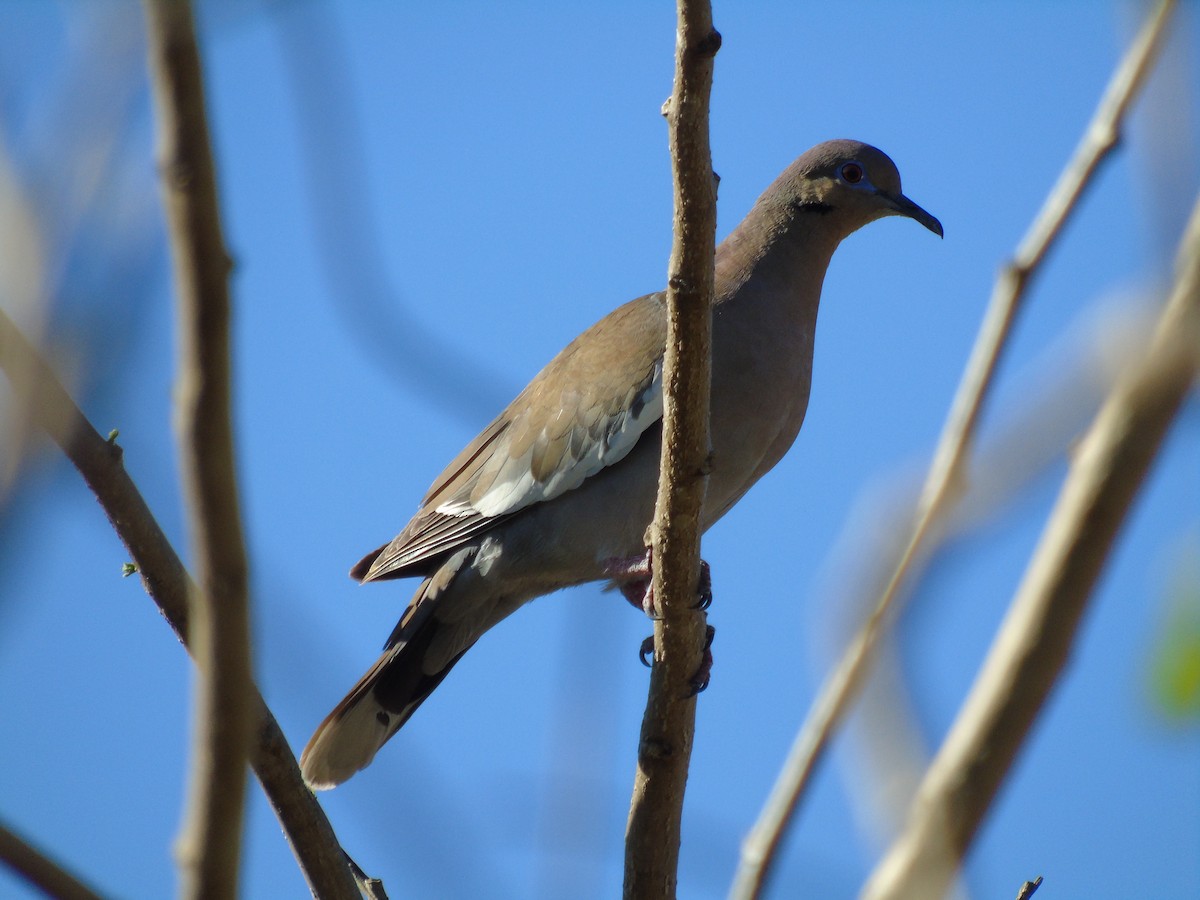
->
[839, 162, 865, 184]
[840, 162, 868, 184]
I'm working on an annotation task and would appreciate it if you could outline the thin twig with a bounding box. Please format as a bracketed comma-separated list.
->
[824, 300, 1160, 850]
[1015, 876, 1044, 900]
[141, 2, 253, 896]
[0, 309, 361, 898]
[0, 309, 193, 641]
[622, 2, 719, 898]
[346, 851, 390, 900]
[0, 820, 106, 900]
[729, 3, 1177, 896]
[860, 192, 1200, 899]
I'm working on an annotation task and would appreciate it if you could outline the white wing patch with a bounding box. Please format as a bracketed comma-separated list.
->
[436, 361, 663, 519]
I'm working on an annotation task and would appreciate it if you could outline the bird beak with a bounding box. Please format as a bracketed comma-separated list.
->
[881, 190, 943, 238]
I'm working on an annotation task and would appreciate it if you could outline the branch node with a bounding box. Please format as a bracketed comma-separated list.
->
[693, 28, 722, 58]
[639, 735, 675, 761]
[1015, 875, 1044, 900]
[163, 159, 195, 191]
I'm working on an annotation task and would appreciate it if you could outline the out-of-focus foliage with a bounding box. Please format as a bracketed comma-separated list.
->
[1150, 536, 1200, 721]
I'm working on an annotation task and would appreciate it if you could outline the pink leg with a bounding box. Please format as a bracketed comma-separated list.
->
[603, 551, 713, 617]
[606, 550, 716, 692]
[603, 548, 655, 616]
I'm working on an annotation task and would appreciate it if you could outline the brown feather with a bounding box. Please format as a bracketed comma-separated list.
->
[356, 292, 668, 581]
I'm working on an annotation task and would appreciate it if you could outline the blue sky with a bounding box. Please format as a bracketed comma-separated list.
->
[1, 2, 1197, 898]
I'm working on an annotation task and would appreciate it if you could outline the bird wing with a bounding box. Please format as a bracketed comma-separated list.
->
[355, 292, 667, 581]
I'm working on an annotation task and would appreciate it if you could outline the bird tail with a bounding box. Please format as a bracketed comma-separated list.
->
[300, 581, 469, 790]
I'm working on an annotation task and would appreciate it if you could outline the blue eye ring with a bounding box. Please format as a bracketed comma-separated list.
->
[839, 161, 865, 184]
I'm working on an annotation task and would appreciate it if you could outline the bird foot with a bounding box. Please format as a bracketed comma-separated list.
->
[695, 561, 713, 611]
[639, 625, 716, 695]
[604, 549, 656, 616]
[604, 552, 712, 617]
[639, 635, 655, 667]
[689, 625, 717, 695]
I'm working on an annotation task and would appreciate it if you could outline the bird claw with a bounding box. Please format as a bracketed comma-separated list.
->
[693, 560, 713, 610]
[638, 625, 716, 695]
[639, 635, 655, 667]
[687, 625, 717, 695]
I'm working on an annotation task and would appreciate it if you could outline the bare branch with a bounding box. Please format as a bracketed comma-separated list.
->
[921, 0, 1177, 521]
[141, 2, 253, 896]
[730, 3, 1178, 896]
[860, 192, 1200, 899]
[347, 852, 390, 900]
[0, 309, 361, 899]
[0, 819, 105, 900]
[251, 707, 365, 900]
[822, 299, 1160, 850]
[622, 2, 719, 898]
[0, 309, 192, 634]
[1015, 876, 1044, 900]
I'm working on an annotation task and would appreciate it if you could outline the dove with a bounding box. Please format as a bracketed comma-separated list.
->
[300, 139, 942, 789]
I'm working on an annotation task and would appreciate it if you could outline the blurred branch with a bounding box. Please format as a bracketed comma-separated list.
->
[0, 309, 361, 899]
[0, 819, 105, 900]
[267, 2, 511, 420]
[859, 192, 1200, 900]
[0, 7, 162, 515]
[0, 120, 50, 502]
[622, 2, 719, 898]
[825, 298, 1160, 857]
[730, 2, 1177, 896]
[141, 2, 252, 897]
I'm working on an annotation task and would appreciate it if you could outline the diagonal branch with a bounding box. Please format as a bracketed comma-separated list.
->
[0, 308, 360, 899]
[0, 819, 105, 900]
[860, 190, 1200, 900]
[141, 2, 254, 896]
[622, 2, 720, 898]
[729, 2, 1178, 895]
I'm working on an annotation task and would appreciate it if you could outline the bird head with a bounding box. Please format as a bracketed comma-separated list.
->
[776, 139, 943, 240]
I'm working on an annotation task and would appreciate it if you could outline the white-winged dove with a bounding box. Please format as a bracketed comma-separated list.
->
[301, 139, 942, 789]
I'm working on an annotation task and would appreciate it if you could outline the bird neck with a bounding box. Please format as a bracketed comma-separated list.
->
[715, 199, 843, 322]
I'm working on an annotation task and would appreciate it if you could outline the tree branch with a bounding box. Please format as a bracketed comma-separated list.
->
[859, 190, 1200, 900]
[0, 820, 105, 900]
[141, 2, 253, 896]
[730, 2, 1177, 895]
[622, 3, 719, 898]
[0, 309, 361, 899]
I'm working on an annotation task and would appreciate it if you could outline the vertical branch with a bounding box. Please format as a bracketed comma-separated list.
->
[860, 192, 1200, 900]
[141, 2, 253, 897]
[623, 3, 719, 898]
